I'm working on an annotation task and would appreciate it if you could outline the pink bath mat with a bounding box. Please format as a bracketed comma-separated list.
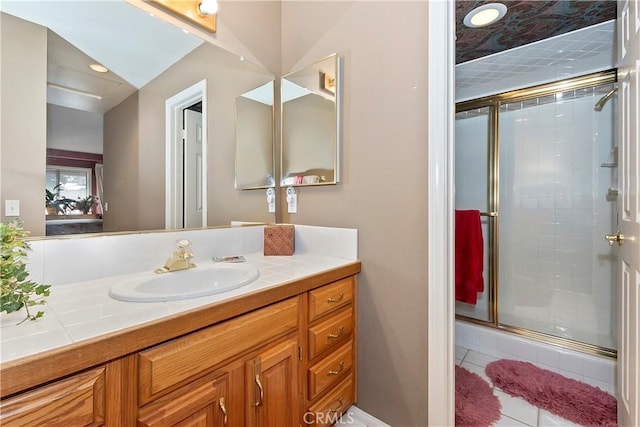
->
[456, 365, 502, 426]
[486, 359, 616, 426]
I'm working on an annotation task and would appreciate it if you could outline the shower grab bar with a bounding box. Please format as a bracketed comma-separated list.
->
[480, 211, 498, 217]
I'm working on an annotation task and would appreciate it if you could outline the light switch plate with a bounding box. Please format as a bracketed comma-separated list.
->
[5, 200, 20, 216]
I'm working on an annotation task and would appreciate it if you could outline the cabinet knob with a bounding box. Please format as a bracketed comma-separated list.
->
[327, 361, 345, 376]
[329, 397, 345, 413]
[327, 293, 344, 303]
[327, 326, 345, 339]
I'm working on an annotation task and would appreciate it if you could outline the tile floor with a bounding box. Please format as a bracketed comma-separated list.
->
[457, 346, 581, 427]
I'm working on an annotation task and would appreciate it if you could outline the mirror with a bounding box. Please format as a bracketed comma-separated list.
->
[235, 81, 275, 190]
[281, 54, 341, 187]
[0, 1, 276, 237]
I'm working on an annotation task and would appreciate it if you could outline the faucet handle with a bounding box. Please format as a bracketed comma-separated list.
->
[176, 239, 192, 248]
[175, 239, 194, 259]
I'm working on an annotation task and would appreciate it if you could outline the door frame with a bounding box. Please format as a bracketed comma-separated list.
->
[165, 80, 208, 229]
[426, 0, 455, 425]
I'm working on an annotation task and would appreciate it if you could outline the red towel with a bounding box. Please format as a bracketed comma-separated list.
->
[455, 210, 484, 305]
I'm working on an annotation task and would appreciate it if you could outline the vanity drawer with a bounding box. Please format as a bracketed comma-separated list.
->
[0, 367, 105, 426]
[138, 297, 298, 405]
[308, 341, 353, 400]
[308, 277, 353, 322]
[308, 307, 353, 360]
[307, 374, 354, 427]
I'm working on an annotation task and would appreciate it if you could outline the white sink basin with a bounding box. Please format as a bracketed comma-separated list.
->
[108, 263, 259, 302]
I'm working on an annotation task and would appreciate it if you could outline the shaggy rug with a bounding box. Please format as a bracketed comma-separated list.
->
[456, 365, 502, 426]
[486, 359, 617, 427]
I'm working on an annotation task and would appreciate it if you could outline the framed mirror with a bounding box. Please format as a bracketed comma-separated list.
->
[235, 81, 275, 190]
[281, 54, 341, 187]
[0, 1, 276, 237]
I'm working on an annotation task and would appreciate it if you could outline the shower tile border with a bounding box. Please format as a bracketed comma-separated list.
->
[456, 320, 616, 395]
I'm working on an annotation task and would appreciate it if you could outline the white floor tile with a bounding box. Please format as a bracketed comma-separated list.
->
[493, 389, 539, 427]
[456, 345, 469, 361]
[465, 350, 499, 367]
[493, 414, 533, 427]
[538, 410, 579, 427]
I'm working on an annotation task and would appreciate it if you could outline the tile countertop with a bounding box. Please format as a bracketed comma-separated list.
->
[0, 253, 358, 365]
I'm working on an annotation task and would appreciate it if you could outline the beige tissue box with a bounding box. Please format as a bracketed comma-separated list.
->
[264, 224, 295, 256]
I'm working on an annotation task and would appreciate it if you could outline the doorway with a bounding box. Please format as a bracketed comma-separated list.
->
[165, 80, 208, 229]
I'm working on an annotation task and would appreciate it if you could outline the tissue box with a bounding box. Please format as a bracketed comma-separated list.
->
[264, 224, 295, 256]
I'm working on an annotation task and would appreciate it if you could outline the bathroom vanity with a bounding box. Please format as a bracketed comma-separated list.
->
[0, 256, 360, 426]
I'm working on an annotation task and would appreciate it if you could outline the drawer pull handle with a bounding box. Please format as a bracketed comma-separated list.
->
[255, 374, 264, 407]
[219, 397, 228, 424]
[327, 326, 345, 339]
[329, 397, 345, 413]
[327, 361, 345, 376]
[327, 293, 344, 303]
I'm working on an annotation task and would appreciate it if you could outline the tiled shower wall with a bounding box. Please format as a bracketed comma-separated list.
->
[455, 86, 617, 350]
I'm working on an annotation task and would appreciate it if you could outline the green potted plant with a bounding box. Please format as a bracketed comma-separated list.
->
[45, 184, 75, 215]
[75, 195, 96, 214]
[1, 219, 50, 324]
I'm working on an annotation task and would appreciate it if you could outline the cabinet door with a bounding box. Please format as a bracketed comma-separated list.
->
[138, 374, 229, 427]
[247, 337, 299, 427]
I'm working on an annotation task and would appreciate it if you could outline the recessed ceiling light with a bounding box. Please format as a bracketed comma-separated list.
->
[463, 3, 507, 28]
[89, 64, 109, 73]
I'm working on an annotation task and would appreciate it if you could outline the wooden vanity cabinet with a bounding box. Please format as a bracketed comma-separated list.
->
[137, 297, 301, 427]
[0, 269, 360, 427]
[245, 337, 300, 426]
[304, 277, 357, 426]
[0, 359, 138, 427]
[138, 372, 230, 427]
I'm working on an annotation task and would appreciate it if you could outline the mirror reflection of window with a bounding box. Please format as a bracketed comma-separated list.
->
[46, 167, 91, 201]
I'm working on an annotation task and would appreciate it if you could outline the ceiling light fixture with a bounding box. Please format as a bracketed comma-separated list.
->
[463, 3, 507, 28]
[47, 83, 102, 100]
[89, 64, 109, 73]
[198, 0, 218, 16]
[149, 0, 217, 33]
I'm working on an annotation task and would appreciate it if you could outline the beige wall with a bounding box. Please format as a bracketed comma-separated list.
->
[281, 2, 429, 425]
[235, 97, 273, 188]
[282, 94, 335, 174]
[103, 92, 140, 233]
[0, 13, 47, 236]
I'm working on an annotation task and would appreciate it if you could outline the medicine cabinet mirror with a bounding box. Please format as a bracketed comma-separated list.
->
[281, 54, 341, 187]
[235, 81, 275, 190]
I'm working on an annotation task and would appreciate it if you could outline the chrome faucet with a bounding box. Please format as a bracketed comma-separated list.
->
[155, 239, 196, 274]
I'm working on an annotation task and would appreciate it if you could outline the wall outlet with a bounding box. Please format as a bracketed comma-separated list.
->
[5, 200, 20, 217]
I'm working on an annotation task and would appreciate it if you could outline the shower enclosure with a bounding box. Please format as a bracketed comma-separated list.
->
[454, 70, 618, 356]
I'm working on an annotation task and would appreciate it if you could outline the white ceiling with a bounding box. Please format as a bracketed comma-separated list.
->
[1, 0, 204, 113]
[456, 20, 616, 102]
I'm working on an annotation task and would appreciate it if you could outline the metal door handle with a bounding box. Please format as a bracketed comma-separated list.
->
[255, 374, 264, 407]
[219, 397, 228, 424]
[605, 231, 625, 246]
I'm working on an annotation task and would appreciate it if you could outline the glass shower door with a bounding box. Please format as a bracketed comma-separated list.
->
[455, 107, 493, 323]
[497, 85, 617, 350]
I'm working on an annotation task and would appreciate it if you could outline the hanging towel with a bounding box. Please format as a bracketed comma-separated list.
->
[455, 210, 484, 305]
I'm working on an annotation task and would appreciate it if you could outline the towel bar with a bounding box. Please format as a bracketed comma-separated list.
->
[480, 211, 498, 217]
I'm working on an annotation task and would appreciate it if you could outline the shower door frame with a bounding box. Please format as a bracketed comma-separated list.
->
[455, 69, 618, 359]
